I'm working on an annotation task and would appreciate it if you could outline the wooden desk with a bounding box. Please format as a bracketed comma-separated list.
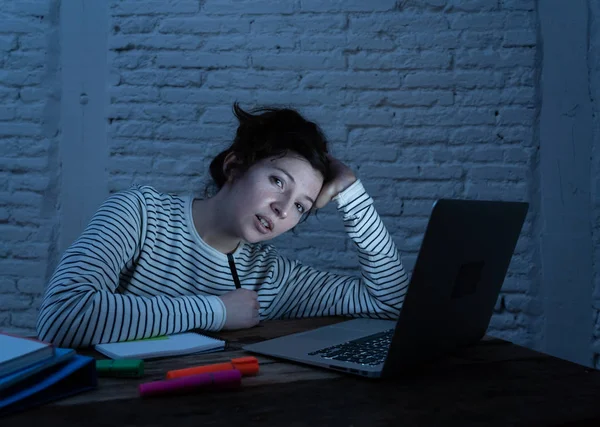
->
[3, 317, 600, 426]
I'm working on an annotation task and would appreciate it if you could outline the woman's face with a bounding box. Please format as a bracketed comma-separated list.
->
[225, 153, 324, 244]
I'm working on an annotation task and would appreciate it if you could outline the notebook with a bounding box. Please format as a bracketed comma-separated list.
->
[0, 348, 76, 392]
[94, 332, 225, 360]
[0, 354, 97, 417]
[0, 333, 55, 377]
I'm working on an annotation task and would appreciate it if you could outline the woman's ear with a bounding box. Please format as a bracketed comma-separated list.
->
[222, 152, 243, 182]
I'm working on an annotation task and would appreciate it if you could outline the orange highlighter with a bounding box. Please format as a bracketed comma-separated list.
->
[166, 356, 259, 380]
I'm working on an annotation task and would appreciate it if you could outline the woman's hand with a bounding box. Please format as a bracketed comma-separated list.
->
[219, 288, 260, 330]
[314, 155, 357, 209]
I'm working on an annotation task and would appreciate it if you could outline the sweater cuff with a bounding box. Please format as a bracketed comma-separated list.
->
[333, 179, 365, 209]
[205, 295, 227, 331]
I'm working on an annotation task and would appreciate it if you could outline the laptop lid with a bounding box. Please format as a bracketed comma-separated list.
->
[381, 198, 529, 376]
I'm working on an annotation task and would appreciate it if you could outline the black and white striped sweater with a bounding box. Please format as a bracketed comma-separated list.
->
[36, 180, 409, 348]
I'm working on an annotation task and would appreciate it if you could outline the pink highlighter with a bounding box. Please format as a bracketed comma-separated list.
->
[139, 369, 242, 398]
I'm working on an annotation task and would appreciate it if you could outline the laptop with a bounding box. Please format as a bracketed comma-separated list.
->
[243, 198, 529, 378]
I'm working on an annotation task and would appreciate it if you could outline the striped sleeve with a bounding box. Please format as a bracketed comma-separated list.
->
[36, 189, 226, 348]
[264, 180, 409, 320]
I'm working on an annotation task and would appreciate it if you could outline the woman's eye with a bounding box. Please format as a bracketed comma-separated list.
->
[295, 203, 305, 214]
[271, 177, 283, 188]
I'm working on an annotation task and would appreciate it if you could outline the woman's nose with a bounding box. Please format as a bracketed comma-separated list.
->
[271, 200, 289, 219]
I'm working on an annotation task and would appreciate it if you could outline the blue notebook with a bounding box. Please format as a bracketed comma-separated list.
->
[0, 333, 55, 377]
[0, 348, 76, 392]
[0, 354, 97, 417]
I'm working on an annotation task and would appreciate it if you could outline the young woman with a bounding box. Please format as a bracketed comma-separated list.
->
[36, 104, 409, 348]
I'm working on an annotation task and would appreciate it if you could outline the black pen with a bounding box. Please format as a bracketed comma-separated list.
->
[227, 253, 242, 289]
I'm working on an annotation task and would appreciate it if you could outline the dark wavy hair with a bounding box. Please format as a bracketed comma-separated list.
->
[209, 103, 332, 191]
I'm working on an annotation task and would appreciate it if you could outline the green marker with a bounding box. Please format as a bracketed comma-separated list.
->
[96, 359, 144, 378]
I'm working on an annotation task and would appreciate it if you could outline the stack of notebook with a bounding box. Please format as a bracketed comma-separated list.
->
[0, 333, 97, 417]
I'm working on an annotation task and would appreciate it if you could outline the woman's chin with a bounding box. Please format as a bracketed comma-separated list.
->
[244, 235, 270, 244]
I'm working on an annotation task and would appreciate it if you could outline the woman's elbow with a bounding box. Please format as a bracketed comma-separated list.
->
[35, 298, 96, 349]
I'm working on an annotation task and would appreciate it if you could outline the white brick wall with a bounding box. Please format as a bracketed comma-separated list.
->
[2, 0, 545, 348]
[0, 0, 61, 334]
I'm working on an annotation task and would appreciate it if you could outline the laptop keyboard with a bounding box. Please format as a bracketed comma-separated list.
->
[307, 329, 394, 366]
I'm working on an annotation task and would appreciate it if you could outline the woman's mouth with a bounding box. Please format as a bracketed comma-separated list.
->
[256, 215, 273, 233]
